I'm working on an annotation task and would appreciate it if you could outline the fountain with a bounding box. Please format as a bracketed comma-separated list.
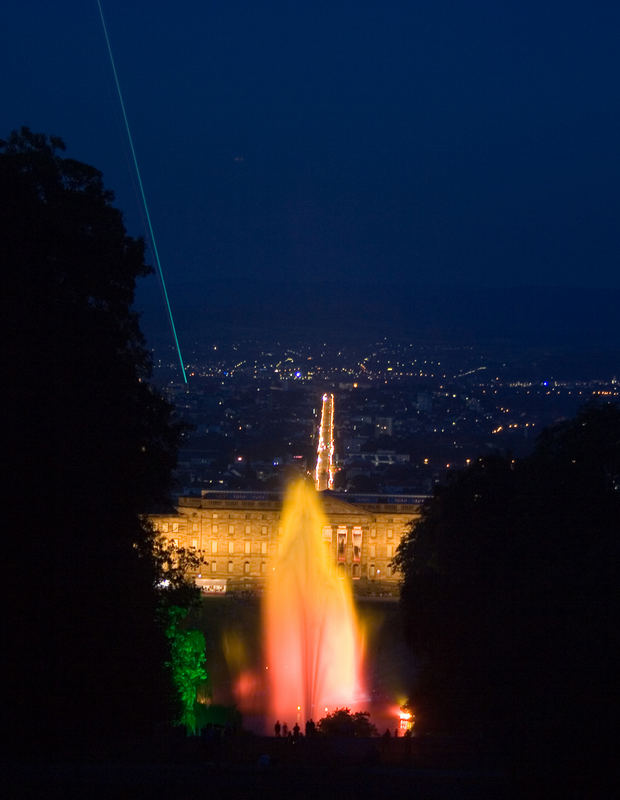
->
[263, 480, 366, 725]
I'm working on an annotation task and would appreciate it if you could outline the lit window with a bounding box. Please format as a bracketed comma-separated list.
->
[337, 526, 347, 562]
[261, 541, 267, 555]
[260, 561, 266, 574]
[387, 543, 394, 558]
[369, 564, 376, 578]
[352, 527, 362, 563]
[261, 525, 267, 535]
[211, 541, 217, 554]
[229, 524, 235, 534]
[370, 528, 376, 538]
[245, 524, 251, 534]
[228, 561, 233, 573]
[212, 513, 218, 519]
[211, 561, 217, 573]
[192, 522, 199, 532]
[191, 539, 198, 550]
[369, 543, 376, 558]
[172, 522, 179, 532]
[213, 524, 218, 534]
[162, 522, 169, 533]
[387, 528, 393, 538]
[228, 541, 234, 554]
[243, 561, 250, 574]
[244, 541, 251, 554]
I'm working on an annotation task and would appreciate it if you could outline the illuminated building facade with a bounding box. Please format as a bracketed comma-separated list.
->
[151, 490, 424, 595]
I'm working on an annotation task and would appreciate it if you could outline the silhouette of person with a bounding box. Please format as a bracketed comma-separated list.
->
[274, 719, 281, 737]
[293, 722, 300, 740]
[282, 722, 288, 737]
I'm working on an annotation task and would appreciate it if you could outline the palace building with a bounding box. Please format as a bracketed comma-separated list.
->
[152, 394, 426, 594]
[150, 489, 425, 595]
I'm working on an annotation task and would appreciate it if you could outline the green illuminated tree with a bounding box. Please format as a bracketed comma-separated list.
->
[164, 606, 207, 734]
[154, 540, 209, 733]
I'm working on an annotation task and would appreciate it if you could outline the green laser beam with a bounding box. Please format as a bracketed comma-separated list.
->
[96, 0, 187, 383]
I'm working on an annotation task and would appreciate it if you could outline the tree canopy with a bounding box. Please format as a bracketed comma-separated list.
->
[394, 401, 619, 780]
[3, 127, 184, 751]
[317, 707, 378, 737]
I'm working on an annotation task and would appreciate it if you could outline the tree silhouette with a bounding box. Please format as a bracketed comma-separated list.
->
[317, 707, 378, 737]
[2, 127, 183, 752]
[394, 401, 619, 782]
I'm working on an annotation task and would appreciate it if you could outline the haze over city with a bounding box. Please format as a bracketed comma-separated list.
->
[3, 0, 620, 355]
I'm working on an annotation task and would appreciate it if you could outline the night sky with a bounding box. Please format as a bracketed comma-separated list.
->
[3, 1, 619, 345]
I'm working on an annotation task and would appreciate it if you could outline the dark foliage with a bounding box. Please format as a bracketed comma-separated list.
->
[394, 401, 619, 781]
[317, 707, 378, 737]
[2, 128, 183, 752]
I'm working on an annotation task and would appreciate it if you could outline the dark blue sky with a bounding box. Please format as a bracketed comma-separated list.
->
[2, 1, 619, 345]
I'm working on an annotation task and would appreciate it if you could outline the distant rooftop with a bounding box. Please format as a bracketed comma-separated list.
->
[176, 488, 428, 509]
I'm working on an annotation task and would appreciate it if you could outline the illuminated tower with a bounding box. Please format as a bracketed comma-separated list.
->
[315, 393, 335, 491]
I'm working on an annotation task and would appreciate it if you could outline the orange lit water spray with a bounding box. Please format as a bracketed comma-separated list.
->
[263, 480, 366, 724]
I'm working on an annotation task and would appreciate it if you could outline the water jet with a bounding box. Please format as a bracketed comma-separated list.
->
[263, 480, 366, 724]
